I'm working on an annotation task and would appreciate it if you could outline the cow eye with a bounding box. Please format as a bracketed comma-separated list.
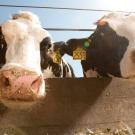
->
[101, 25, 114, 35]
[102, 26, 109, 33]
[47, 44, 51, 49]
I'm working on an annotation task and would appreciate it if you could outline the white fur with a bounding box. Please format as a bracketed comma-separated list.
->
[1, 11, 50, 97]
[43, 66, 56, 79]
[12, 11, 41, 25]
[101, 12, 135, 78]
[62, 58, 72, 77]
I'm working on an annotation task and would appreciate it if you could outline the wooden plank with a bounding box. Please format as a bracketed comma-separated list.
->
[0, 77, 135, 135]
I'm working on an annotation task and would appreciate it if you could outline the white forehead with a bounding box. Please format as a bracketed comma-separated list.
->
[100, 12, 135, 39]
[12, 11, 41, 25]
[2, 11, 51, 45]
[102, 12, 125, 19]
[101, 12, 135, 25]
[1, 11, 52, 73]
[101, 12, 126, 27]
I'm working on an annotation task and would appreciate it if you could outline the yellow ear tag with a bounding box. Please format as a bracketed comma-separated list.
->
[73, 48, 86, 60]
[52, 50, 62, 64]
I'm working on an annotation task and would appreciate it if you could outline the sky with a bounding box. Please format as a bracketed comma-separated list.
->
[0, 0, 135, 77]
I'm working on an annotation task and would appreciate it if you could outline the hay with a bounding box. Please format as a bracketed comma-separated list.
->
[74, 122, 134, 135]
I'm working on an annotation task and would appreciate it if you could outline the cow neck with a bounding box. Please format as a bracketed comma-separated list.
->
[43, 57, 62, 77]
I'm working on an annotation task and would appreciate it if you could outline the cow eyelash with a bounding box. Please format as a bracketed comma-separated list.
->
[45, 44, 51, 49]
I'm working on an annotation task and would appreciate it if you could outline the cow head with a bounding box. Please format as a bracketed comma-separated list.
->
[88, 14, 129, 77]
[53, 39, 92, 57]
[40, 40, 66, 78]
[0, 11, 50, 108]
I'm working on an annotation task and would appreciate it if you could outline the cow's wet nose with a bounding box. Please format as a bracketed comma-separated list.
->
[0, 70, 42, 101]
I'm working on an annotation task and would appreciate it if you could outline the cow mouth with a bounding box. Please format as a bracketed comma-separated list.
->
[0, 68, 43, 102]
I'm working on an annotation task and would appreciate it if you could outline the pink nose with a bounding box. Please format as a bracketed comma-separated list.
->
[0, 70, 42, 101]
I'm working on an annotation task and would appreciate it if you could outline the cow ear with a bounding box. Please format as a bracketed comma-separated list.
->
[53, 41, 67, 56]
[40, 36, 52, 49]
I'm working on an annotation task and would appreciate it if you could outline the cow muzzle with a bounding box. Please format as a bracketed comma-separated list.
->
[0, 68, 42, 102]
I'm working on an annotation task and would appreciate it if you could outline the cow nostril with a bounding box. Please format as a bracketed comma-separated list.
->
[31, 77, 41, 93]
[31, 79, 37, 86]
[4, 78, 10, 87]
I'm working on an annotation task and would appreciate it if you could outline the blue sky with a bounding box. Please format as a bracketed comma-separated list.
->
[0, 0, 135, 77]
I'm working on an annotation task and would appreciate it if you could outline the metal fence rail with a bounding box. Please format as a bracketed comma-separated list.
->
[45, 28, 95, 31]
[1, 4, 133, 32]
[0, 4, 134, 13]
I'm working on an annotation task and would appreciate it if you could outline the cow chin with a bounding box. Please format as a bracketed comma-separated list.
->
[0, 99, 38, 109]
[0, 66, 46, 109]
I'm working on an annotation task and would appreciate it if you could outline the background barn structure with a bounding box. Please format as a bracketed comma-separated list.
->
[0, 77, 135, 135]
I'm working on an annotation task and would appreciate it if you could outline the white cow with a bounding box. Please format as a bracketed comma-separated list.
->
[0, 11, 50, 108]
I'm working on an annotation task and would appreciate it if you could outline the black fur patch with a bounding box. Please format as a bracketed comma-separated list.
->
[0, 27, 7, 68]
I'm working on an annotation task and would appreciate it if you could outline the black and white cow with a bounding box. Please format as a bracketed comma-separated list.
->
[40, 38, 75, 78]
[53, 12, 135, 78]
[53, 40, 99, 78]
[0, 11, 53, 108]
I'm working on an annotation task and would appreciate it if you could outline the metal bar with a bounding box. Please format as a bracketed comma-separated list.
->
[0, 4, 134, 13]
[45, 28, 95, 31]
